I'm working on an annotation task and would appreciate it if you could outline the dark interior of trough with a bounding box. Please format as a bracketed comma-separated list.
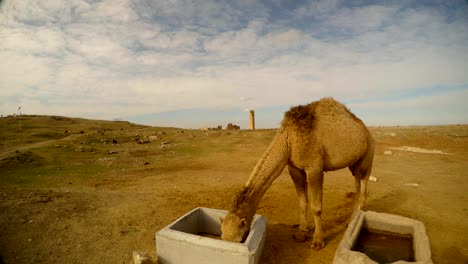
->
[169, 209, 223, 239]
[352, 228, 414, 263]
[197, 232, 222, 240]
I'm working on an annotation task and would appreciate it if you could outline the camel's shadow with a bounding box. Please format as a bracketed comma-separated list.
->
[259, 197, 354, 263]
[259, 189, 408, 263]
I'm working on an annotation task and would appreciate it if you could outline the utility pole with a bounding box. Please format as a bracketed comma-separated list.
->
[18, 105, 22, 130]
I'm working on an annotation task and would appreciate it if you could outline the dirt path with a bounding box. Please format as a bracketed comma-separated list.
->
[0, 134, 79, 160]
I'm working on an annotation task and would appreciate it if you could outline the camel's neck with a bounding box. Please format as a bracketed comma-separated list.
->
[233, 129, 289, 219]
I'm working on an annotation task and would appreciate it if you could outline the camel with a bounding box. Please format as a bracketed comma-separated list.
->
[220, 97, 375, 249]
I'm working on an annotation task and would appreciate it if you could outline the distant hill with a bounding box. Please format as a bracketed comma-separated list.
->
[0, 115, 154, 150]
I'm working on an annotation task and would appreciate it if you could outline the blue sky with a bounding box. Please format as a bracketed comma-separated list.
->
[1, 0, 467, 128]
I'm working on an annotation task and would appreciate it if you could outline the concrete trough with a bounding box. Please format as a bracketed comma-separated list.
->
[156, 207, 267, 264]
[333, 210, 433, 264]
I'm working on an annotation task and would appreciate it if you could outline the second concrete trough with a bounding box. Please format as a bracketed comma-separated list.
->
[333, 210, 433, 264]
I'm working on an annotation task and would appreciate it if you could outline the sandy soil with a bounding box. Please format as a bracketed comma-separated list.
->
[1, 125, 467, 263]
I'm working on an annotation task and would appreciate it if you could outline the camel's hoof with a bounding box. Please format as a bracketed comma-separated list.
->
[310, 239, 325, 249]
[290, 224, 311, 230]
[292, 231, 308, 242]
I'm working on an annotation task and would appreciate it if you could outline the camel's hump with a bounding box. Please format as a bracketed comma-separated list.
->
[282, 97, 346, 129]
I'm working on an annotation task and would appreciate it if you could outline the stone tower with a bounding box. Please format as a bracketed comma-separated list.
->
[249, 110, 255, 130]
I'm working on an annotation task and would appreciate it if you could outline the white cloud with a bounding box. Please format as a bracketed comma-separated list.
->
[80, 0, 139, 23]
[272, 29, 303, 47]
[2, 26, 65, 56]
[0, 52, 55, 96]
[295, 0, 342, 18]
[1, 0, 467, 126]
[326, 5, 398, 34]
[349, 89, 468, 125]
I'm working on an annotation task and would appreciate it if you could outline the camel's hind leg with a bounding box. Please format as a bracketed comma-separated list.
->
[289, 165, 309, 242]
[353, 170, 370, 213]
[306, 166, 325, 249]
[349, 139, 375, 214]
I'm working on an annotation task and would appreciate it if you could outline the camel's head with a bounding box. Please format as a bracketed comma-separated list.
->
[220, 212, 250, 243]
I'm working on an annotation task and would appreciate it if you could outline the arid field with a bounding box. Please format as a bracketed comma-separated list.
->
[0, 116, 467, 264]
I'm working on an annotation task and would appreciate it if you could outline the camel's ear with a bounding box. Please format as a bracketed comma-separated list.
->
[239, 218, 246, 226]
[219, 217, 224, 224]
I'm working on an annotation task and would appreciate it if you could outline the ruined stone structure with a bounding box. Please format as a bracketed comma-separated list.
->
[226, 123, 240, 130]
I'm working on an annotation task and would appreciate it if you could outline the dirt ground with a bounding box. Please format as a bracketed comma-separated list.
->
[1, 120, 467, 263]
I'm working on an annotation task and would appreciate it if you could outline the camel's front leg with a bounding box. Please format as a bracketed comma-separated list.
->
[307, 168, 325, 249]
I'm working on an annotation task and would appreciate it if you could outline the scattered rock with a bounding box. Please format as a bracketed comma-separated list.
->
[80, 131, 85, 134]
[143, 162, 150, 165]
[390, 146, 448, 155]
[32, 195, 53, 203]
[148, 136, 159, 140]
[384, 150, 392, 155]
[75, 147, 84, 152]
[138, 139, 150, 144]
[75, 146, 95, 152]
[369, 176, 378, 182]
[404, 183, 419, 187]
[107, 151, 118, 154]
[55, 145, 61, 148]
[160, 141, 171, 149]
[157, 131, 166, 135]
[112, 139, 118, 144]
[133, 251, 153, 264]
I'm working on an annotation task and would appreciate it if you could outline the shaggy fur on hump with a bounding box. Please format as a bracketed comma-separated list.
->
[281, 100, 318, 131]
[281, 97, 362, 132]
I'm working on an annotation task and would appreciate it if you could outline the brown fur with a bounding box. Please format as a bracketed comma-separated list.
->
[221, 97, 375, 248]
[230, 186, 250, 212]
[282, 102, 317, 131]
